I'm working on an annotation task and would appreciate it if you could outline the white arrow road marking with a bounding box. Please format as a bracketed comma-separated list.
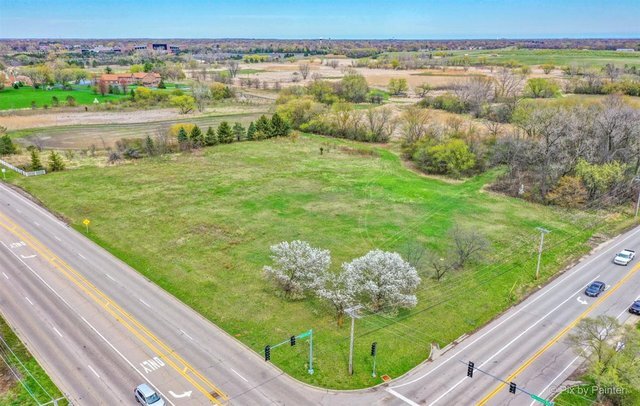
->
[577, 296, 588, 305]
[20, 254, 36, 259]
[169, 391, 192, 399]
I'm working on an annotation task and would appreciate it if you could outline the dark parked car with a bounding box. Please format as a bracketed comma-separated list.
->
[585, 281, 606, 297]
[629, 300, 640, 315]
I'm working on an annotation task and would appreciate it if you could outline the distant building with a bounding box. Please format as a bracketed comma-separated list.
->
[130, 43, 180, 54]
[99, 72, 161, 87]
[616, 48, 636, 52]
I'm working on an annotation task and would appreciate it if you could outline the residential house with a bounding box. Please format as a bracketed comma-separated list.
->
[99, 72, 162, 88]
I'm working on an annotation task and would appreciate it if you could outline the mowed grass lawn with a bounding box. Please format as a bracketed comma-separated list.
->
[10, 135, 629, 389]
[0, 85, 127, 110]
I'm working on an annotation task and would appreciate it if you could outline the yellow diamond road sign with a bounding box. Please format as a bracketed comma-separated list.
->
[83, 219, 90, 226]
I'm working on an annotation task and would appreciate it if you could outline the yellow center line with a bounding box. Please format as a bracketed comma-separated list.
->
[0, 212, 228, 404]
[477, 261, 640, 405]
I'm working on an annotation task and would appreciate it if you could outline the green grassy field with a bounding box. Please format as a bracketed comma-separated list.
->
[7, 135, 634, 389]
[390, 47, 640, 68]
[0, 86, 128, 110]
[0, 313, 67, 405]
[450, 48, 640, 67]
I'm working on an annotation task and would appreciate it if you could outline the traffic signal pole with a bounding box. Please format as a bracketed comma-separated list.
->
[460, 360, 553, 406]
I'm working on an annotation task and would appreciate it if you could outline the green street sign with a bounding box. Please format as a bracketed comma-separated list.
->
[298, 330, 312, 339]
[530, 394, 553, 406]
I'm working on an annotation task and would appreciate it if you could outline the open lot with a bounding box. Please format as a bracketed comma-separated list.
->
[442, 47, 640, 67]
[9, 135, 632, 389]
[0, 85, 127, 110]
[9, 109, 269, 149]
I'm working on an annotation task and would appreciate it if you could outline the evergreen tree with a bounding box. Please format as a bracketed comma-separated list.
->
[48, 151, 65, 172]
[30, 149, 43, 170]
[246, 122, 257, 141]
[205, 126, 218, 146]
[158, 79, 166, 89]
[0, 135, 16, 155]
[177, 127, 189, 149]
[144, 135, 155, 156]
[130, 89, 135, 100]
[270, 113, 291, 137]
[217, 121, 234, 144]
[232, 122, 246, 142]
[254, 115, 272, 139]
[190, 125, 204, 148]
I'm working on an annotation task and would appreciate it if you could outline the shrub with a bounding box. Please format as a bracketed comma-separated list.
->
[413, 139, 476, 178]
[547, 176, 588, 208]
[524, 78, 560, 98]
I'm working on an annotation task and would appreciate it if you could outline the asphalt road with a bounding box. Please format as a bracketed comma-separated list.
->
[1, 180, 639, 405]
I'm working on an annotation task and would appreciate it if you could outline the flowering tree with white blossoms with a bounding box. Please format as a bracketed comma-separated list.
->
[263, 240, 331, 299]
[317, 270, 355, 326]
[342, 249, 420, 313]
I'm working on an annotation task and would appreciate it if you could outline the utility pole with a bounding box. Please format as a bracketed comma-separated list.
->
[535, 227, 550, 280]
[345, 305, 362, 375]
[633, 177, 640, 218]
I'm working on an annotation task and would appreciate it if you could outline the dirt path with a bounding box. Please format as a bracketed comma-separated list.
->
[0, 105, 268, 131]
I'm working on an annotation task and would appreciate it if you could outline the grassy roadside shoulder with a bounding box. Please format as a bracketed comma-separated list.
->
[0, 312, 67, 405]
[6, 134, 638, 389]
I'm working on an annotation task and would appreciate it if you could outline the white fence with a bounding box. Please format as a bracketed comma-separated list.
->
[0, 158, 46, 177]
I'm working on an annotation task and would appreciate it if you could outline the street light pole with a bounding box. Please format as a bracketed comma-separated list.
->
[535, 227, 550, 280]
[345, 305, 362, 375]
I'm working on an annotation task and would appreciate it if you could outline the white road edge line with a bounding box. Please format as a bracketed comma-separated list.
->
[0, 183, 68, 230]
[529, 356, 580, 406]
[425, 275, 600, 406]
[81, 317, 176, 406]
[230, 368, 249, 382]
[53, 327, 63, 338]
[25, 296, 34, 305]
[139, 299, 151, 308]
[0, 241, 176, 406]
[87, 365, 100, 378]
[386, 388, 421, 406]
[179, 329, 194, 341]
[390, 226, 640, 392]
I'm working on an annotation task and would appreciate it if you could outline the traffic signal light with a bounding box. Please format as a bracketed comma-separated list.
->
[509, 382, 517, 394]
[290, 335, 296, 346]
[265, 345, 271, 361]
[467, 361, 474, 378]
[371, 342, 377, 356]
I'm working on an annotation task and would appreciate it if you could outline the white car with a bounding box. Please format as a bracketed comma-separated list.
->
[613, 249, 636, 266]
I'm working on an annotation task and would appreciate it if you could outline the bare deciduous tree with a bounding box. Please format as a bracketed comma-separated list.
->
[365, 106, 397, 142]
[449, 224, 490, 269]
[494, 67, 523, 101]
[226, 60, 240, 78]
[298, 63, 311, 80]
[401, 106, 431, 147]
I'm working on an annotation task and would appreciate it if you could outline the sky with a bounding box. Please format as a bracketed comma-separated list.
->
[1, 0, 639, 39]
